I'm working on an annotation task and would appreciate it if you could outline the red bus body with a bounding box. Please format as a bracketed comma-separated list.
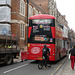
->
[27, 14, 67, 61]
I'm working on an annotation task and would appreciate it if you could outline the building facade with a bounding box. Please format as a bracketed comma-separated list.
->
[11, 0, 26, 50]
[1, 0, 75, 51]
[11, 0, 46, 50]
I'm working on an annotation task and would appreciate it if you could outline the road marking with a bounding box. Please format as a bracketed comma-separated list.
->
[51, 64, 62, 75]
[3, 64, 29, 74]
[51, 57, 67, 75]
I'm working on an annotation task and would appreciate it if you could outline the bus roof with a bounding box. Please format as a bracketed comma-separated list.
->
[29, 14, 55, 19]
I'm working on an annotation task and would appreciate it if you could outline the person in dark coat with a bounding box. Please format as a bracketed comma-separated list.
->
[42, 44, 50, 68]
[69, 45, 75, 70]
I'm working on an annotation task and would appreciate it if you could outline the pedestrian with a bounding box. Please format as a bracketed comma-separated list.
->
[42, 44, 50, 69]
[69, 45, 75, 70]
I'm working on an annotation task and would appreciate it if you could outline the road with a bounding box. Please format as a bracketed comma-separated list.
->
[0, 56, 67, 75]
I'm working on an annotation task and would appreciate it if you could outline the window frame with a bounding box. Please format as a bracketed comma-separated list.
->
[20, 0, 25, 16]
[28, 5, 33, 18]
[20, 23, 25, 39]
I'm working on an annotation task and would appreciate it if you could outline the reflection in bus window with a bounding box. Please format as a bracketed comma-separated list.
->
[32, 19, 52, 24]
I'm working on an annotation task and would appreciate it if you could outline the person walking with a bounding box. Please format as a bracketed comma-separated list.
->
[69, 45, 75, 70]
[42, 44, 50, 69]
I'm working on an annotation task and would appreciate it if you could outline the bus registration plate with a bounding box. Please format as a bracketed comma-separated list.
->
[37, 57, 42, 59]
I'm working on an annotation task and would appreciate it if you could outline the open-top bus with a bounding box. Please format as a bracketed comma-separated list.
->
[27, 14, 68, 61]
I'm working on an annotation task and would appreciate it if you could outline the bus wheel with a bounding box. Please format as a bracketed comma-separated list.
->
[5, 54, 13, 65]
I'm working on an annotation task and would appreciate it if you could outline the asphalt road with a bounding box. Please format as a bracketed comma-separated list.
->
[0, 56, 67, 75]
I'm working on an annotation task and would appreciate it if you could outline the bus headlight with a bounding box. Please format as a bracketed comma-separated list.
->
[28, 44, 30, 47]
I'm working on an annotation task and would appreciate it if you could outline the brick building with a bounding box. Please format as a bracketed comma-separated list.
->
[30, 0, 49, 14]
[11, 0, 26, 50]
[11, 0, 46, 50]
[0, 0, 70, 51]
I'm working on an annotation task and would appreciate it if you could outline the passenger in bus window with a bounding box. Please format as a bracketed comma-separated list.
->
[69, 45, 75, 70]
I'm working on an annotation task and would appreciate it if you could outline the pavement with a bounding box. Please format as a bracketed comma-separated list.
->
[57, 59, 75, 75]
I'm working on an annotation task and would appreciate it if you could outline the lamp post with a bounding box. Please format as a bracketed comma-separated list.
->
[26, 0, 29, 47]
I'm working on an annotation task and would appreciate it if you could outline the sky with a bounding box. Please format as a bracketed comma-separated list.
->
[55, 0, 75, 31]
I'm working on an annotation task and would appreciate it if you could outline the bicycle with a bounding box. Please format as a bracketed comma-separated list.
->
[38, 56, 51, 69]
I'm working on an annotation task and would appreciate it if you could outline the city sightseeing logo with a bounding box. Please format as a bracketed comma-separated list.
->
[31, 47, 41, 54]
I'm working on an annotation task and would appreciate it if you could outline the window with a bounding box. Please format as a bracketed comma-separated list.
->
[35, 9, 38, 15]
[20, 0, 25, 16]
[20, 23, 25, 39]
[28, 19, 54, 43]
[29, 5, 33, 17]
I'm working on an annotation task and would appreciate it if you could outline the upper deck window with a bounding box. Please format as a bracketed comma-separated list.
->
[28, 19, 55, 43]
[32, 19, 52, 24]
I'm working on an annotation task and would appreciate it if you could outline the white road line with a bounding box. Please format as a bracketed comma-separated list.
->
[3, 64, 29, 74]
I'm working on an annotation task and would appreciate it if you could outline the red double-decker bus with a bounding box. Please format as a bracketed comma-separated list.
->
[27, 14, 67, 61]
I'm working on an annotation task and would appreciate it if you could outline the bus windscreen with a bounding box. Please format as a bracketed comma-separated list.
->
[28, 19, 54, 43]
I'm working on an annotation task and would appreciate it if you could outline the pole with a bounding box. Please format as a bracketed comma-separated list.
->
[27, 0, 29, 25]
[26, 0, 29, 46]
[5, 32, 8, 50]
[16, 26, 18, 50]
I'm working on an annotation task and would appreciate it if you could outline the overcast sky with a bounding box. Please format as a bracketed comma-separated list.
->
[55, 0, 75, 31]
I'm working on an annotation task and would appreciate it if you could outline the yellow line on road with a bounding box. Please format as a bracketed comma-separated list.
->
[51, 64, 62, 75]
[51, 57, 67, 75]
